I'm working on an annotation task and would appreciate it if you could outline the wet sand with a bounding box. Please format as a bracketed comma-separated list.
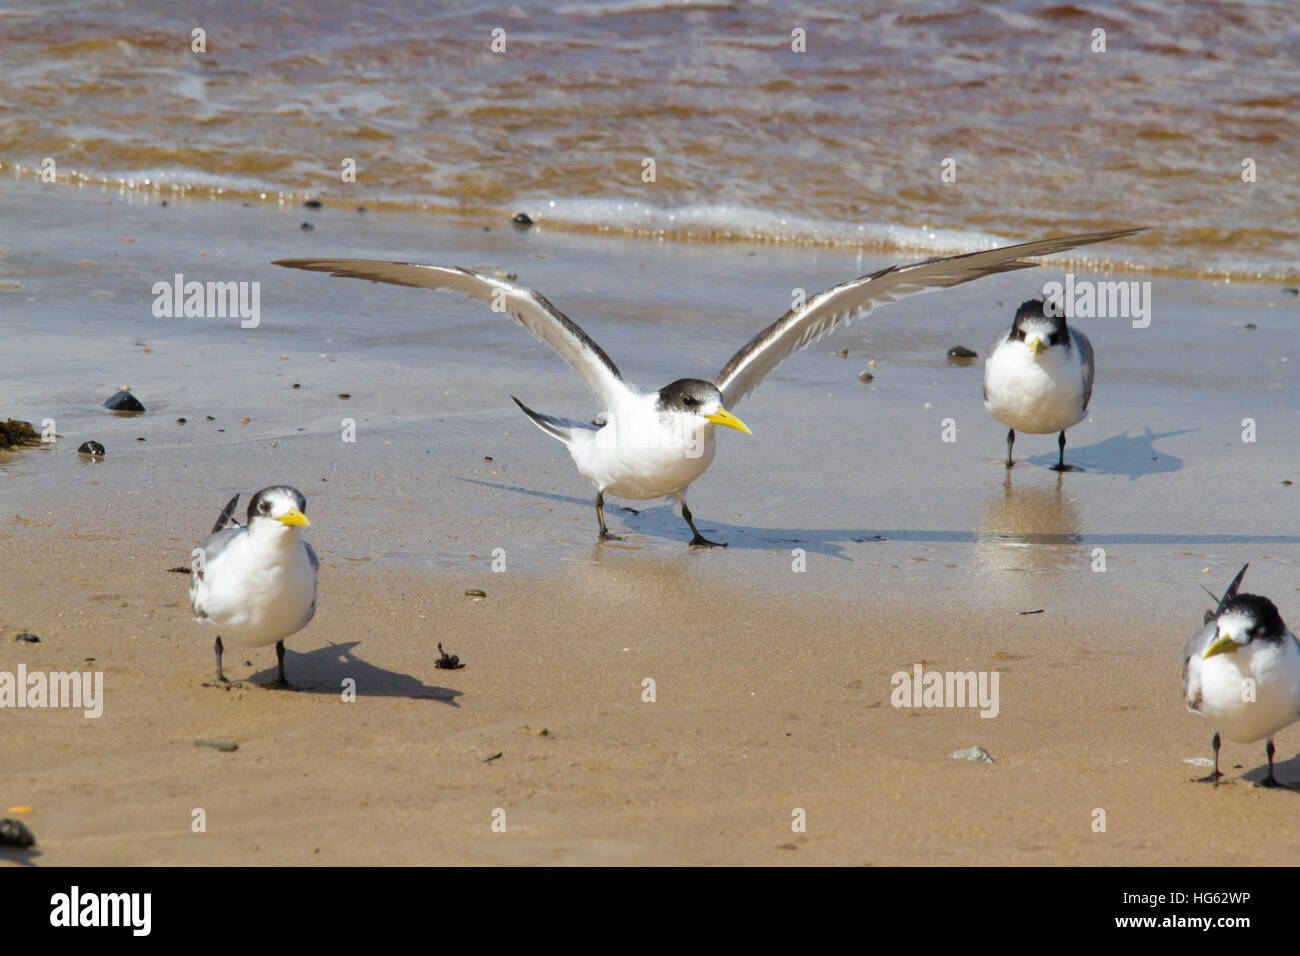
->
[2, 179, 1299, 865]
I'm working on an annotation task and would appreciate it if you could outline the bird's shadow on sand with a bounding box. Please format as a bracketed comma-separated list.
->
[0, 846, 41, 867]
[1239, 753, 1300, 791]
[1022, 427, 1192, 479]
[455, 476, 1300, 560]
[230, 641, 461, 704]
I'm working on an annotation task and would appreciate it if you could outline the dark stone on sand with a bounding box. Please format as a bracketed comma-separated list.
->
[1245, 323, 1257, 330]
[77, 440, 106, 457]
[858, 371, 874, 383]
[176, 417, 187, 424]
[0, 418, 40, 448]
[0, 819, 36, 848]
[292, 383, 300, 389]
[300, 222, 314, 230]
[104, 390, 145, 412]
[947, 345, 978, 359]
[356, 207, 366, 213]
[1283, 288, 1297, 296]
[303, 199, 323, 209]
[338, 393, 351, 400]
[512, 212, 534, 226]
[15, 633, 39, 643]
[160, 200, 168, 207]
[436, 642, 464, 670]
[195, 739, 238, 752]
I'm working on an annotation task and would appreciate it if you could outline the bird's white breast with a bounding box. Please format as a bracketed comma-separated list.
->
[1185, 634, 1300, 743]
[192, 532, 317, 648]
[567, 392, 717, 500]
[983, 336, 1087, 434]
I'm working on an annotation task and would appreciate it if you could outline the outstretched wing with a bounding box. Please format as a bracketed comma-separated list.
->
[716, 228, 1146, 408]
[273, 259, 630, 410]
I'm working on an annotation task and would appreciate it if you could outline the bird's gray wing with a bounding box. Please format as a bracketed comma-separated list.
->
[1183, 621, 1217, 708]
[305, 541, 319, 572]
[716, 228, 1146, 408]
[190, 526, 243, 614]
[1073, 327, 1095, 412]
[272, 259, 631, 411]
[211, 493, 242, 534]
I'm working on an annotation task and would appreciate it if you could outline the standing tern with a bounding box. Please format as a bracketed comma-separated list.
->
[276, 227, 1140, 546]
[983, 298, 1093, 471]
[1183, 564, 1300, 787]
[190, 486, 318, 687]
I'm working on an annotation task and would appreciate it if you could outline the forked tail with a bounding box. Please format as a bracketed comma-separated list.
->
[510, 395, 599, 445]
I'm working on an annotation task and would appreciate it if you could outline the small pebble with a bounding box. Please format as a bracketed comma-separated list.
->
[0, 818, 36, 848]
[1283, 288, 1298, 296]
[15, 633, 39, 643]
[292, 383, 300, 389]
[356, 207, 366, 213]
[104, 389, 145, 413]
[205, 415, 215, 421]
[835, 349, 848, 358]
[952, 746, 995, 764]
[77, 440, 106, 457]
[484, 456, 493, 462]
[240, 416, 250, 425]
[947, 345, 977, 360]
[1283, 480, 1293, 487]
[136, 436, 146, 442]
[176, 417, 187, 424]
[868, 359, 876, 368]
[464, 589, 486, 599]
[858, 371, 874, 383]
[338, 393, 351, 400]
[1245, 323, 1257, 330]
[300, 222, 314, 231]
[512, 212, 534, 226]
[303, 199, 323, 209]
[195, 739, 238, 752]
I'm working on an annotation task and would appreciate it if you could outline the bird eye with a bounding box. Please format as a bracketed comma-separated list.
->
[259, 500, 270, 514]
[684, 396, 697, 406]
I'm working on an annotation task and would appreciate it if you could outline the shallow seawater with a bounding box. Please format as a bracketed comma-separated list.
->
[0, 0, 1296, 278]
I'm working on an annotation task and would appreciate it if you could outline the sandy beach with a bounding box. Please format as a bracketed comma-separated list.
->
[2, 178, 1299, 866]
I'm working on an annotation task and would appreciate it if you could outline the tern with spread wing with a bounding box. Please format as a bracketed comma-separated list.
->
[276, 228, 1140, 546]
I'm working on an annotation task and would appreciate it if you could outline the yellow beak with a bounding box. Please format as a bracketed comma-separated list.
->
[1027, 336, 1046, 356]
[1203, 634, 1239, 659]
[704, 407, 752, 435]
[276, 508, 310, 527]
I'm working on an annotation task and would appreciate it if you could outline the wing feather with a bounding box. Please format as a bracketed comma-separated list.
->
[273, 259, 629, 410]
[717, 228, 1146, 407]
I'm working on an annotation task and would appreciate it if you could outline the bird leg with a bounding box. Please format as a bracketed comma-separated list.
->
[1005, 428, 1015, 469]
[682, 502, 726, 548]
[1259, 738, 1282, 788]
[214, 636, 230, 684]
[1049, 430, 1071, 472]
[266, 639, 292, 689]
[1196, 732, 1222, 785]
[595, 491, 623, 541]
